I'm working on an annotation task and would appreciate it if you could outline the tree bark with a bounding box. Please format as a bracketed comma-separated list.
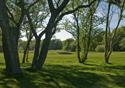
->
[22, 35, 32, 63]
[2, 28, 21, 74]
[32, 38, 41, 69]
[105, 3, 111, 64]
[0, 0, 21, 74]
[37, 33, 52, 69]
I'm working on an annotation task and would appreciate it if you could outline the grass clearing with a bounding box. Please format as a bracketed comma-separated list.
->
[0, 51, 125, 88]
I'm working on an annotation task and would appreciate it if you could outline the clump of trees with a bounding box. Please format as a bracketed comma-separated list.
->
[49, 39, 63, 50]
[63, 38, 76, 52]
[0, 0, 96, 74]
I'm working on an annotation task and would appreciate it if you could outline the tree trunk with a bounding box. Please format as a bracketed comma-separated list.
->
[2, 28, 21, 74]
[82, 51, 88, 63]
[0, 0, 21, 74]
[105, 54, 110, 64]
[104, 3, 111, 64]
[22, 35, 32, 63]
[81, 5, 93, 64]
[36, 33, 52, 70]
[74, 13, 82, 63]
[31, 38, 41, 69]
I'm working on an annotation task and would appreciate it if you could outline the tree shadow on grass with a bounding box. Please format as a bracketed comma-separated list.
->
[39, 67, 105, 88]
[104, 65, 125, 71]
[83, 63, 125, 71]
[0, 71, 39, 88]
[40, 65, 125, 88]
[0, 65, 125, 88]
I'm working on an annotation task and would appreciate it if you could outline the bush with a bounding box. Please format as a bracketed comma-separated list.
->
[69, 41, 76, 52]
[95, 45, 105, 52]
[63, 38, 76, 52]
[119, 38, 125, 51]
[49, 39, 63, 50]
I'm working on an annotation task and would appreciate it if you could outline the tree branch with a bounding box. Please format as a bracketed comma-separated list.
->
[56, 0, 70, 14]
[26, 11, 38, 39]
[6, 6, 17, 25]
[55, 0, 96, 27]
[47, 0, 55, 13]
[27, 0, 40, 10]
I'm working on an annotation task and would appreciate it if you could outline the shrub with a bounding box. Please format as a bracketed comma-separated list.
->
[95, 45, 105, 52]
[49, 39, 63, 50]
[63, 38, 76, 52]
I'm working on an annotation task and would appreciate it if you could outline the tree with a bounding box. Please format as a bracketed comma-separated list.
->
[49, 39, 63, 50]
[90, 29, 104, 51]
[0, 0, 26, 74]
[0, 0, 40, 74]
[119, 38, 125, 51]
[64, 0, 100, 63]
[21, 21, 33, 63]
[63, 38, 76, 51]
[104, 0, 125, 64]
[29, 0, 96, 70]
[112, 26, 125, 51]
[80, 1, 99, 63]
[0, 30, 2, 52]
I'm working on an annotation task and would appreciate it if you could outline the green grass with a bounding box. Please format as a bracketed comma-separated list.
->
[0, 51, 125, 88]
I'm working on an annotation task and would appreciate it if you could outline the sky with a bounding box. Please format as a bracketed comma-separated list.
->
[54, 1, 125, 41]
[53, 30, 73, 41]
[21, 0, 125, 41]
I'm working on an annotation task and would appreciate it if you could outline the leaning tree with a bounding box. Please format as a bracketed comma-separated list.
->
[26, 0, 97, 70]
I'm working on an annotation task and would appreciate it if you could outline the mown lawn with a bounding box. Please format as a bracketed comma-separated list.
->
[0, 51, 125, 88]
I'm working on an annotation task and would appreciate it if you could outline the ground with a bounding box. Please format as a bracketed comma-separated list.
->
[0, 51, 125, 88]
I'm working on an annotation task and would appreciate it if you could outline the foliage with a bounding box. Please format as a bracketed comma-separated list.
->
[119, 38, 125, 51]
[18, 40, 35, 51]
[113, 26, 125, 51]
[63, 38, 76, 52]
[49, 39, 63, 50]
[95, 45, 105, 52]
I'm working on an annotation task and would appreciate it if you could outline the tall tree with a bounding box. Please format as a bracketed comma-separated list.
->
[0, 0, 25, 74]
[64, 0, 100, 63]
[28, 0, 96, 70]
[104, 0, 125, 64]
[0, 0, 40, 74]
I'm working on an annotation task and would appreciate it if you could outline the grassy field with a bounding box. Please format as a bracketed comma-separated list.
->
[0, 51, 125, 88]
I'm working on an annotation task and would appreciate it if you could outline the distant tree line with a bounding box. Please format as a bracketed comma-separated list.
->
[16, 26, 125, 52]
[1, 27, 125, 53]
[0, 27, 125, 53]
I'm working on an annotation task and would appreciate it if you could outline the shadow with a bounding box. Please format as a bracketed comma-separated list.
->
[39, 66, 106, 88]
[0, 72, 39, 88]
[104, 65, 125, 71]
[83, 63, 100, 67]
[40, 65, 125, 88]
[83, 62, 125, 71]
[0, 63, 4, 65]
[0, 64, 125, 88]
[57, 51, 72, 55]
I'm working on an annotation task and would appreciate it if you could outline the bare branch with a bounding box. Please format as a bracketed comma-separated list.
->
[26, 11, 38, 39]
[56, 0, 70, 14]
[55, 0, 96, 25]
